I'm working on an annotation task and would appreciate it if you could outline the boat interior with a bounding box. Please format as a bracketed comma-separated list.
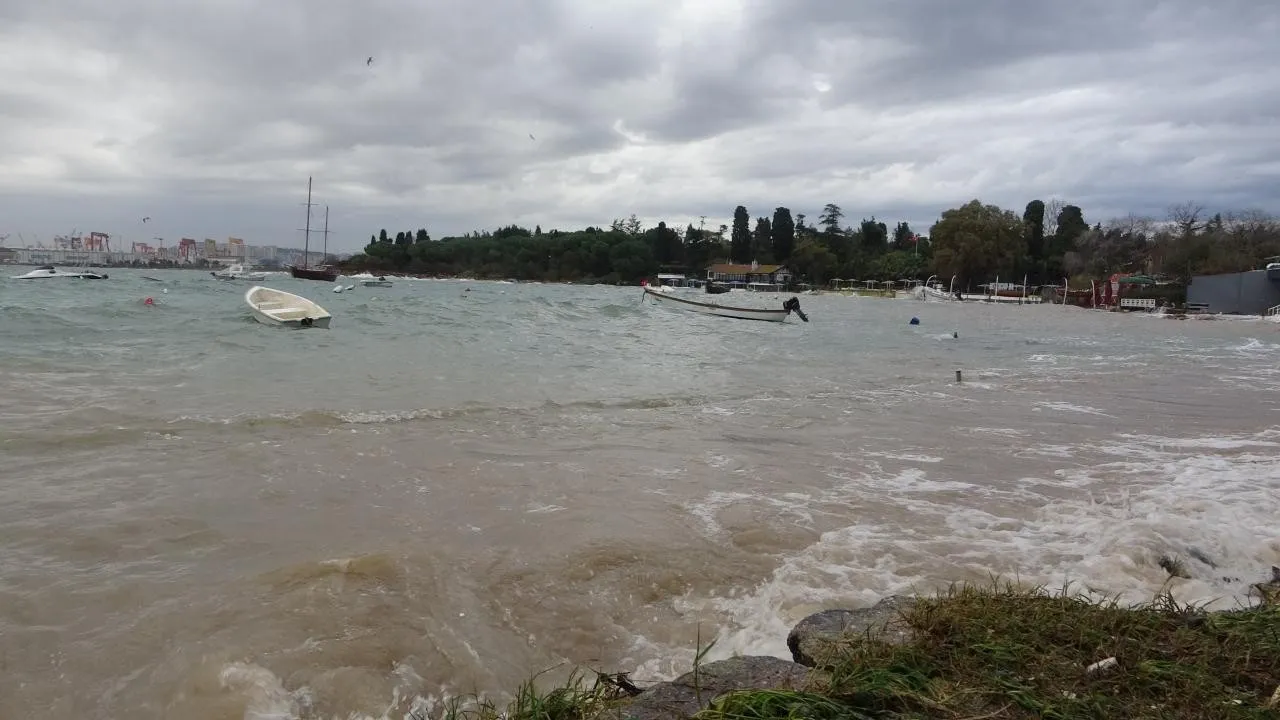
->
[255, 299, 322, 320]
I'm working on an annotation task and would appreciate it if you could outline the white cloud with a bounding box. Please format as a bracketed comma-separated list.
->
[0, 0, 1276, 249]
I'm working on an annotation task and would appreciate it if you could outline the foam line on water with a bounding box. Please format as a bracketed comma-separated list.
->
[634, 427, 1280, 681]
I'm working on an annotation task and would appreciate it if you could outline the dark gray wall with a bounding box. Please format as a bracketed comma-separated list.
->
[1187, 270, 1280, 314]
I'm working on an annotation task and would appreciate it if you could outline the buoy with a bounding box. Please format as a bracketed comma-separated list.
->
[955, 370, 962, 382]
[953, 331, 958, 339]
[909, 316, 920, 325]
[143, 296, 154, 305]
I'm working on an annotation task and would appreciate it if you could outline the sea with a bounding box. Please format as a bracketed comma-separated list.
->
[2, 268, 1278, 719]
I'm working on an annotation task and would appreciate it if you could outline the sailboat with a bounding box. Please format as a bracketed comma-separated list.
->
[287, 176, 340, 282]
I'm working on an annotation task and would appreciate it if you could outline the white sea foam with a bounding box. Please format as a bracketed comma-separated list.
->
[219, 662, 297, 719]
[635, 428, 1280, 682]
[862, 451, 945, 464]
[1034, 401, 1115, 417]
[216, 660, 444, 720]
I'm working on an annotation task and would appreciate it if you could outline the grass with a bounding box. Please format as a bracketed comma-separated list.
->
[416, 667, 634, 720]
[700, 581, 1280, 720]
[415, 582, 1280, 720]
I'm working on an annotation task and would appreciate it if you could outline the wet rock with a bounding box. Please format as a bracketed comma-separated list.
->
[786, 596, 917, 668]
[614, 656, 813, 720]
[1158, 555, 1191, 579]
[1186, 546, 1217, 569]
[1254, 566, 1280, 605]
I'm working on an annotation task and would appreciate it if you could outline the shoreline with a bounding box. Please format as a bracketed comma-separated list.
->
[429, 578, 1280, 720]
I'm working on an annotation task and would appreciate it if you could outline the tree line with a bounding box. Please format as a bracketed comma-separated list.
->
[340, 200, 1280, 287]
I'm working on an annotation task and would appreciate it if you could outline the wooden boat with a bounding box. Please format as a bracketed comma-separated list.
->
[286, 177, 340, 282]
[643, 285, 808, 322]
[361, 276, 393, 287]
[289, 264, 339, 282]
[244, 285, 332, 328]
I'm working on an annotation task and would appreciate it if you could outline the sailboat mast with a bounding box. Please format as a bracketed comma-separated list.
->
[302, 176, 313, 268]
[322, 205, 329, 263]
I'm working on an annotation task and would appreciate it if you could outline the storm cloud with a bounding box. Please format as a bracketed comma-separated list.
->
[0, 0, 1276, 250]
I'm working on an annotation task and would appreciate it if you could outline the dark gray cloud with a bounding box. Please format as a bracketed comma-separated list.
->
[0, 0, 1277, 252]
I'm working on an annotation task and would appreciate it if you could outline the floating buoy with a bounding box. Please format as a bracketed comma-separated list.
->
[143, 296, 154, 306]
[909, 316, 920, 325]
[953, 331, 959, 338]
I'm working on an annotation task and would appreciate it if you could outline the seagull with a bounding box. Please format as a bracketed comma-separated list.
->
[529, 133, 535, 140]
[367, 56, 374, 66]
[142, 216, 150, 223]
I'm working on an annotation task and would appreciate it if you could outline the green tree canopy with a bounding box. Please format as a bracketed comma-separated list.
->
[929, 200, 1026, 287]
[771, 207, 796, 262]
[730, 205, 751, 263]
[339, 199, 1280, 289]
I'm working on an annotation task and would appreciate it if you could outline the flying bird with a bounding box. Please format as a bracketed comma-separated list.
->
[142, 216, 150, 223]
[367, 56, 374, 66]
[529, 133, 535, 140]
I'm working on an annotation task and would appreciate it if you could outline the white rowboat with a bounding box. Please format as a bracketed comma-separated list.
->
[642, 286, 807, 322]
[10, 265, 108, 280]
[244, 285, 332, 328]
[211, 263, 268, 281]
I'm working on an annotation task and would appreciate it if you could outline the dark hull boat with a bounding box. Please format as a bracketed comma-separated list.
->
[288, 177, 340, 283]
[288, 265, 339, 282]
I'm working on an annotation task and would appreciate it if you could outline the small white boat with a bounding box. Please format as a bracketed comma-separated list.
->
[211, 263, 268, 281]
[914, 285, 957, 302]
[244, 285, 332, 328]
[642, 286, 808, 323]
[361, 276, 393, 287]
[10, 265, 109, 280]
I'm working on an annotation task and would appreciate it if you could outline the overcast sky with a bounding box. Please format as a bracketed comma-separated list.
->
[1, 0, 1276, 252]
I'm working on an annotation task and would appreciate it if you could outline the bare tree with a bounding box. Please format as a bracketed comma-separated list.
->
[1167, 201, 1204, 237]
[1223, 209, 1275, 236]
[1043, 198, 1066, 237]
[1106, 213, 1154, 239]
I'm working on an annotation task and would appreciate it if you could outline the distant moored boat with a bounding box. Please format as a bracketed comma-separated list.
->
[286, 176, 340, 282]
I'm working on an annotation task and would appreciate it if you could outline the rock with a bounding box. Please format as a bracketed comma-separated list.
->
[614, 656, 813, 720]
[1186, 546, 1217, 569]
[1254, 566, 1280, 606]
[786, 596, 917, 668]
[1158, 555, 1191, 579]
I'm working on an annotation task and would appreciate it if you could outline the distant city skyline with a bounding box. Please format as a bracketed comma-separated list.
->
[0, 232, 350, 268]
